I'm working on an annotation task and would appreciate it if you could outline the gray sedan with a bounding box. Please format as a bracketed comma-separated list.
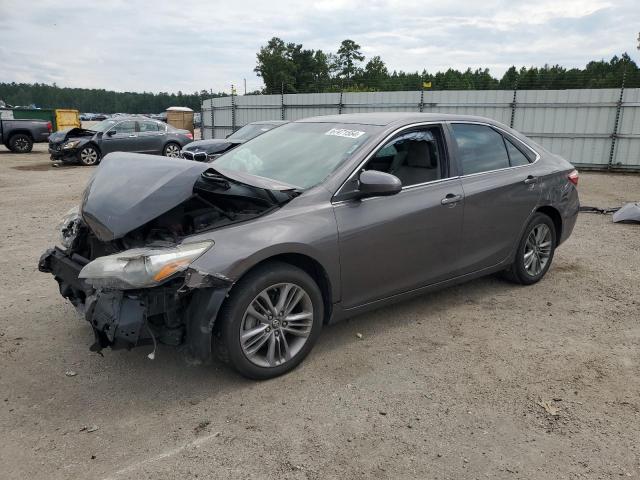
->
[48, 116, 193, 165]
[39, 113, 579, 379]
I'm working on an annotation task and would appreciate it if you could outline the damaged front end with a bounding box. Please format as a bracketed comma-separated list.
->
[38, 153, 298, 362]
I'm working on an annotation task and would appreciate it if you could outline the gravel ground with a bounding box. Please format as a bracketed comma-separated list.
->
[0, 144, 639, 480]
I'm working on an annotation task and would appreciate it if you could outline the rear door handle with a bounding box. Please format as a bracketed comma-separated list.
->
[441, 193, 463, 205]
[524, 175, 538, 185]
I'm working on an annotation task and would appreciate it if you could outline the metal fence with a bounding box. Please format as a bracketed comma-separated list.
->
[202, 87, 640, 171]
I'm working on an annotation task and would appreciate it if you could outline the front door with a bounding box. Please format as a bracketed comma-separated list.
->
[101, 120, 140, 155]
[333, 125, 465, 309]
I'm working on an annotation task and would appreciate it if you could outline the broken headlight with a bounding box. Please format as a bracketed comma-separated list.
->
[63, 140, 81, 149]
[57, 206, 82, 249]
[78, 241, 213, 290]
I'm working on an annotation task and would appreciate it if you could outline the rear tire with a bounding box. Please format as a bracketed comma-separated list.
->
[504, 212, 556, 285]
[216, 262, 324, 379]
[163, 142, 180, 157]
[8, 134, 33, 153]
[77, 145, 100, 166]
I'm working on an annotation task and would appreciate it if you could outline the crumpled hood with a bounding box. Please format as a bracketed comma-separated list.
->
[49, 127, 96, 143]
[81, 152, 210, 241]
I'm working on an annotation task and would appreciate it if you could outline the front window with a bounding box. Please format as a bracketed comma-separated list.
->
[364, 126, 446, 187]
[227, 123, 278, 141]
[215, 122, 378, 189]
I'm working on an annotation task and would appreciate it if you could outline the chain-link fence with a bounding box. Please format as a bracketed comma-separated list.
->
[202, 84, 640, 171]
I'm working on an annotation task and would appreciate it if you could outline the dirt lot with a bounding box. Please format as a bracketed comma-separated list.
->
[0, 144, 639, 480]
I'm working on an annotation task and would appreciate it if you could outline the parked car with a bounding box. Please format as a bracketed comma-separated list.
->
[0, 117, 52, 152]
[181, 120, 288, 161]
[39, 113, 579, 379]
[48, 116, 193, 165]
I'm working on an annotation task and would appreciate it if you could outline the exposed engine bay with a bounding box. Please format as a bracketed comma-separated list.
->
[39, 153, 299, 361]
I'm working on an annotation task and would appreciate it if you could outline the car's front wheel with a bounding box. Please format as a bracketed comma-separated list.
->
[163, 142, 181, 158]
[505, 212, 556, 285]
[78, 145, 100, 166]
[216, 262, 324, 379]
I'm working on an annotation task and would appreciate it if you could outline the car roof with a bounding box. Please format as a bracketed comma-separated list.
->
[296, 112, 503, 127]
[249, 120, 289, 125]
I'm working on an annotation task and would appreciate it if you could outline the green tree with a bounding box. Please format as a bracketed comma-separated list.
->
[336, 39, 365, 80]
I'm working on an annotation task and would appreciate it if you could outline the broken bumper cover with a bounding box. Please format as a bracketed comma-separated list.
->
[38, 247, 231, 362]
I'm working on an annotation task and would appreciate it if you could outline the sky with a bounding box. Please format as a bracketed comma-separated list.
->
[0, 0, 638, 94]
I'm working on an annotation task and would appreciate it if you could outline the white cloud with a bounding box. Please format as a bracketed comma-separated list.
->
[0, 0, 638, 94]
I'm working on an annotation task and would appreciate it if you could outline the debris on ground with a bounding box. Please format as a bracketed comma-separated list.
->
[79, 425, 99, 433]
[537, 400, 560, 416]
[356, 333, 363, 339]
[194, 420, 210, 434]
[65, 370, 77, 377]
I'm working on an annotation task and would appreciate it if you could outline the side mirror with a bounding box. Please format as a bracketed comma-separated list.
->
[106, 130, 116, 137]
[357, 170, 402, 198]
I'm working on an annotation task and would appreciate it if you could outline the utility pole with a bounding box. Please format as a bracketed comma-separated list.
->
[244, 78, 247, 95]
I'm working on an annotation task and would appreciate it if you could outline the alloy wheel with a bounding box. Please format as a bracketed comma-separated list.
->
[15, 137, 30, 152]
[240, 282, 314, 368]
[523, 223, 552, 276]
[80, 148, 99, 165]
[164, 144, 180, 157]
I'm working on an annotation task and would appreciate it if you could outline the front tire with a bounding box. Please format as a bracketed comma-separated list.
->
[505, 212, 556, 285]
[77, 145, 100, 166]
[216, 262, 324, 379]
[163, 142, 180, 157]
[8, 134, 33, 153]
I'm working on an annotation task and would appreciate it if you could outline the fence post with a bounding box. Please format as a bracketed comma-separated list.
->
[608, 68, 626, 169]
[281, 82, 285, 120]
[209, 93, 215, 139]
[338, 90, 343, 114]
[231, 85, 236, 133]
[419, 83, 424, 112]
[509, 80, 518, 128]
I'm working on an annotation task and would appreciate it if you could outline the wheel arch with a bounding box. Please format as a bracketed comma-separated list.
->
[535, 205, 562, 243]
[8, 129, 34, 141]
[229, 253, 333, 325]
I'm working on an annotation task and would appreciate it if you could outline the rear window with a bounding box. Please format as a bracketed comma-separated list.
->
[451, 124, 510, 175]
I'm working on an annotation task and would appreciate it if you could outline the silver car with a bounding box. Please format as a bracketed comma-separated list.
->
[39, 113, 579, 379]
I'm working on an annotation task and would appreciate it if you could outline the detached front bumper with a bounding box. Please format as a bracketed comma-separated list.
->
[38, 247, 231, 362]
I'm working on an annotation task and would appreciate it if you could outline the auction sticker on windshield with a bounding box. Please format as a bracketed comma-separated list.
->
[325, 128, 366, 139]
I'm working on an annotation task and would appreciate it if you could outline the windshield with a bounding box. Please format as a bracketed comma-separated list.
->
[227, 123, 279, 141]
[215, 122, 377, 189]
[90, 119, 118, 132]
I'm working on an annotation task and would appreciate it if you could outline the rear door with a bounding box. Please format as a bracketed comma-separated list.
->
[101, 120, 139, 154]
[333, 124, 465, 309]
[137, 120, 166, 153]
[449, 122, 540, 274]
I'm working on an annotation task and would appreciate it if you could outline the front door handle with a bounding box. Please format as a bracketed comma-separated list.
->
[524, 175, 538, 185]
[441, 193, 463, 205]
[128, 134, 137, 138]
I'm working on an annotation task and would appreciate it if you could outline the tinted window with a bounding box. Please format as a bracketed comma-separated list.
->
[139, 121, 160, 132]
[505, 138, 531, 166]
[111, 121, 136, 134]
[452, 124, 510, 175]
[365, 127, 444, 187]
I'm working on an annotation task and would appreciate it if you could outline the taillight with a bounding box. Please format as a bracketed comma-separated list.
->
[185, 132, 193, 140]
[567, 169, 579, 186]
[46, 121, 52, 133]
